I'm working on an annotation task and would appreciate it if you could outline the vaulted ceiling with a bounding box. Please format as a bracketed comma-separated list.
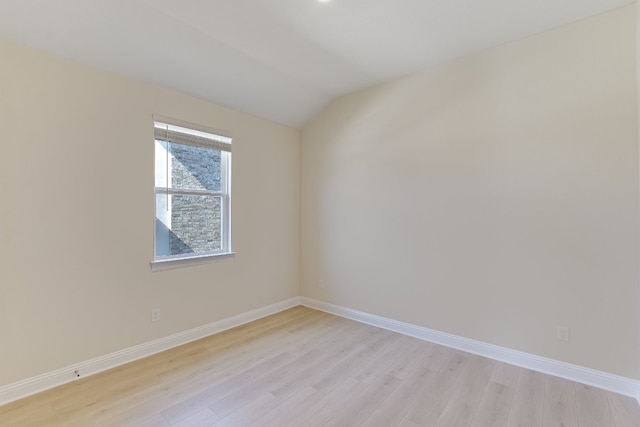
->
[0, 0, 633, 128]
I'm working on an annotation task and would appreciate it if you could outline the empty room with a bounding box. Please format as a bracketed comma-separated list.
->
[1, 0, 640, 425]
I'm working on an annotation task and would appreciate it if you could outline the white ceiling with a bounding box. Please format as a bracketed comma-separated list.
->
[0, 0, 633, 128]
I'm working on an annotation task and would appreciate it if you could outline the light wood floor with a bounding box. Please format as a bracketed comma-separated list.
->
[2, 306, 640, 426]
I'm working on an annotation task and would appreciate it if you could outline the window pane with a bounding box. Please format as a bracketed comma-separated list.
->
[155, 140, 221, 191]
[155, 194, 222, 257]
[154, 140, 169, 188]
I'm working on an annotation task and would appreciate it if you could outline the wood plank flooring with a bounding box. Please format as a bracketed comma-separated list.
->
[1, 306, 639, 426]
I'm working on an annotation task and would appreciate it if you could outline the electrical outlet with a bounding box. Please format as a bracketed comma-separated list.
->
[318, 280, 325, 289]
[151, 309, 160, 322]
[557, 326, 570, 342]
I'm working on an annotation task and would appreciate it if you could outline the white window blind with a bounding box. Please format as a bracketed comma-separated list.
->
[153, 121, 232, 152]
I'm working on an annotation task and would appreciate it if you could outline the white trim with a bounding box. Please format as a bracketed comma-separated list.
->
[300, 297, 640, 400]
[0, 297, 301, 406]
[221, 151, 232, 254]
[152, 116, 233, 266]
[150, 252, 236, 272]
[3, 296, 638, 407]
[154, 187, 225, 197]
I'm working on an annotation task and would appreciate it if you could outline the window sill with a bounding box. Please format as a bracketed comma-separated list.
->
[150, 252, 235, 272]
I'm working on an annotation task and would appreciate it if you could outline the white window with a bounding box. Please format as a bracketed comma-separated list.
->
[152, 119, 232, 271]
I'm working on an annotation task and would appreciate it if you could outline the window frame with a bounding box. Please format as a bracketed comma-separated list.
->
[150, 116, 234, 272]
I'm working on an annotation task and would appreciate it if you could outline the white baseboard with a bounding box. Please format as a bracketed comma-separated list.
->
[300, 297, 640, 401]
[3, 296, 638, 407]
[0, 297, 301, 406]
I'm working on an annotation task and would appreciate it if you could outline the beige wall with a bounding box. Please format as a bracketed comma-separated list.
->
[0, 38, 300, 386]
[302, 5, 640, 378]
[1, 4, 639, 390]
